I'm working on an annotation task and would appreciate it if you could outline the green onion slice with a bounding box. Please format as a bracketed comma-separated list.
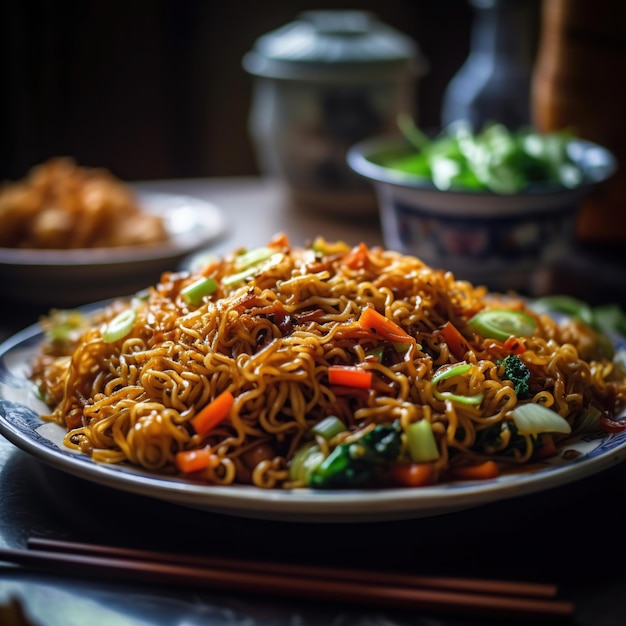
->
[468, 309, 536, 341]
[222, 252, 284, 286]
[181, 276, 218, 305]
[102, 308, 137, 343]
[435, 390, 485, 406]
[233, 246, 274, 271]
[431, 362, 484, 405]
[311, 416, 346, 441]
[432, 362, 472, 384]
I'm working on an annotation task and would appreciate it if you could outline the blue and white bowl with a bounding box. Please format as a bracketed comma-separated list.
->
[347, 134, 616, 292]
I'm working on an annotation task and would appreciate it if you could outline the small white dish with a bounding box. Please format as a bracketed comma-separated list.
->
[0, 190, 227, 308]
[1, 310, 625, 523]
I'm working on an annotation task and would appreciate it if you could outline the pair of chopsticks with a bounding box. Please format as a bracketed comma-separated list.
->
[0, 537, 574, 620]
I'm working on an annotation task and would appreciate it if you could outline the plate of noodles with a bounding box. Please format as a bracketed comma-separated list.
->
[1, 235, 626, 523]
[0, 158, 227, 307]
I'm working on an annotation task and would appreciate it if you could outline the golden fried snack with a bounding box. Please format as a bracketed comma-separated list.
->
[0, 158, 168, 249]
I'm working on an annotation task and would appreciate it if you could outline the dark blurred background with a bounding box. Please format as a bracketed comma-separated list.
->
[1, 0, 530, 183]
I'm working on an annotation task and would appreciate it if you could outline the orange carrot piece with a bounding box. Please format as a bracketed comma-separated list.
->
[390, 462, 434, 487]
[268, 232, 290, 249]
[450, 460, 500, 481]
[190, 390, 235, 436]
[504, 335, 526, 354]
[175, 447, 214, 473]
[358, 307, 415, 344]
[328, 365, 372, 389]
[439, 321, 471, 359]
[344, 242, 369, 269]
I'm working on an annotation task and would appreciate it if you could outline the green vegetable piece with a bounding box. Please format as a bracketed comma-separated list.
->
[435, 390, 484, 406]
[387, 118, 585, 194]
[407, 419, 440, 463]
[431, 362, 472, 385]
[309, 422, 402, 489]
[468, 309, 536, 341]
[181, 276, 218, 305]
[431, 362, 484, 405]
[222, 266, 259, 286]
[288, 441, 325, 484]
[311, 415, 346, 441]
[222, 252, 284, 286]
[500, 354, 531, 398]
[233, 246, 274, 271]
[102, 308, 136, 343]
[511, 403, 572, 436]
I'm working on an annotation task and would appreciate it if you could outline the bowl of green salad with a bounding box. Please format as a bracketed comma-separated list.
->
[347, 117, 616, 292]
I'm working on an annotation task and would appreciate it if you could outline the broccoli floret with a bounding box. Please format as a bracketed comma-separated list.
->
[309, 421, 402, 489]
[500, 354, 531, 398]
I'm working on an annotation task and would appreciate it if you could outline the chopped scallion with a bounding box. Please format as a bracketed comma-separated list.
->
[102, 308, 137, 343]
[233, 246, 274, 271]
[434, 390, 485, 405]
[432, 362, 472, 384]
[311, 416, 346, 441]
[468, 309, 536, 342]
[181, 276, 218, 305]
[431, 362, 483, 405]
[222, 253, 284, 286]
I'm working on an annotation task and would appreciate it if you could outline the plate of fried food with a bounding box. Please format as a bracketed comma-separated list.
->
[0, 158, 226, 308]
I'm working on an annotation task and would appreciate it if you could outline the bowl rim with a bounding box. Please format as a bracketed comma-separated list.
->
[346, 133, 617, 197]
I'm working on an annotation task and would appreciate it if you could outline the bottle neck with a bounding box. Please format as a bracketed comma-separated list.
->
[469, 0, 534, 68]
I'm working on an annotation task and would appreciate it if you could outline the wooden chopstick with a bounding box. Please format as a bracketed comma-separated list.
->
[0, 538, 575, 620]
[28, 536, 558, 599]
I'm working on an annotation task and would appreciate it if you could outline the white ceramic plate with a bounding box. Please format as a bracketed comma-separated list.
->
[1, 314, 625, 524]
[0, 190, 227, 308]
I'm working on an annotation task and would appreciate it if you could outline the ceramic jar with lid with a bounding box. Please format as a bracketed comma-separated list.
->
[243, 10, 426, 216]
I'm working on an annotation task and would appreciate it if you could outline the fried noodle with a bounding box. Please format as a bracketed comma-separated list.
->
[30, 234, 626, 489]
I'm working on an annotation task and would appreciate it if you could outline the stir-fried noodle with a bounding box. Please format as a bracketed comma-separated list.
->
[30, 234, 626, 489]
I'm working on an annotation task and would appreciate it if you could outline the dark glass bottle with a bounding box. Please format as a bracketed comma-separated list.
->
[441, 0, 537, 131]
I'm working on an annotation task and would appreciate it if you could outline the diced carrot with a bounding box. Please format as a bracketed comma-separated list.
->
[439, 321, 471, 360]
[328, 365, 372, 389]
[190, 390, 235, 436]
[390, 462, 434, 487]
[344, 242, 369, 269]
[504, 335, 526, 354]
[358, 307, 415, 344]
[268, 232, 290, 249]
[450, 460, 500, 481]
[175, 447, 214, 473]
